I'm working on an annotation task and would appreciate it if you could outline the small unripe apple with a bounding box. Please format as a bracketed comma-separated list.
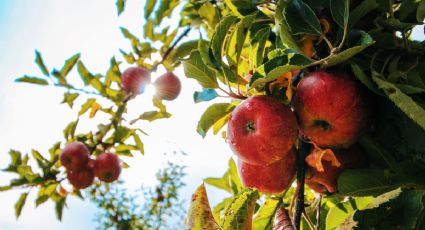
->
[293, 69, 373, 149]
[93, 153, 121, 183]
[305, 145, 368, 193]
[67, 167, 95, 189]
[60, 142, 90, 171]
[154, 72, 181, 100]
[228, 96, 298, 165]
[121, 67, 151, 95]
[237, 149, 296, 194]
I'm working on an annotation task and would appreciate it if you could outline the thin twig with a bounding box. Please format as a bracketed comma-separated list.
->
[54, 83, 102, 96]
[151, 27, 191, 71]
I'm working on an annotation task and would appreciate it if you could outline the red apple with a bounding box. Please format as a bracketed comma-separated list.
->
[305, 145, 368, 193]
[93, 153, 121, 183]
[293, 69, 373, 149]
[238, 149, 296, 193]
[67, 167, 95, 189]
[227, 96, 298, 165]
[60, 142, 90, 171]
[154, 72, 181, 101]
[121, 67, 151, 95]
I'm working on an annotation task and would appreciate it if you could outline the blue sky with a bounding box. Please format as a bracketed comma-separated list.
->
[0, 1, 230, 229]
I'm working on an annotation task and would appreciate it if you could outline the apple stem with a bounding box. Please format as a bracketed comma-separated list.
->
[293, 140, 311, 230]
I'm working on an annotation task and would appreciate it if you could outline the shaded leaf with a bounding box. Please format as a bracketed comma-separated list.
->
[61, 93, 79, 108]
[373, 76, 425, 130]
[55, 198, 66, 221]
[330, 0, 349, 28]
[283, 0, 322, 36]
[144, 0, 156, 19]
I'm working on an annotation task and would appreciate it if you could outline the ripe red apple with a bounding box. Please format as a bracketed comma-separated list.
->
[67, 167, 95, 189]
[93, 153, 121, 183]
[154, 72, 181, 100]
[305, 145, 368, 193]
[293, 69, 372, 149]
[238, 149, 296, 193]
[121, 67, 151, 95]
[227, 96, 298, 165]
[60, 142, 90, 171]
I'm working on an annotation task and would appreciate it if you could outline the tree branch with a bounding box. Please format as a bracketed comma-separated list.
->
[293, 140, 311, 229]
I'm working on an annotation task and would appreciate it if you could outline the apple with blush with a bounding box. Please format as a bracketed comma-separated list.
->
[237, 149, 296, 194]
[154, 72, 181, 101]
[60, 142, 90, 171]
[93, 153, 121, 183]
[227, 96, 298, 165]
[293, 69, 373, 149]
[67, 167, 95, 189]
[121, 66, 151, 95]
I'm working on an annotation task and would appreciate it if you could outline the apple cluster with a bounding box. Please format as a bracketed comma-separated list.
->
[60, 142, 121, 189]
[228, 69, 372, 194]
[121, 66, 181, 101]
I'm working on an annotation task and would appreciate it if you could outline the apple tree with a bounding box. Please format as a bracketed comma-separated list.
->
[2, 0, 425, 229]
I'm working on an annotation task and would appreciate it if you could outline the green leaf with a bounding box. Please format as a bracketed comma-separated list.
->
[0, 185, 12, 191]
[349, 0, 378, 28]
[116, 0, 126, 15]
[283, 0, 322, 36]
[223, 0, 258, 17]
[15, 192, 28, 219]
[213, 197, 233, 223]
[372, 76, 425, 130]
[338, 169, 400, 197]
[253, 198, 281, 230]
[185, 184, 221, 230]
[330, 0, 349, 28]
[354, 190, 425, 229]
[418, 1, 425, 22]
[275, 1, 299, 50]
[193, 89, 218, 103]
[34, 50, 49, 76]
[77, 61, 94, 85]
[326, 196, 373, 230]
[17, 165, 38, 182]
[197, 103, 236, 137]
[226, 13, 256, 66]
[113, 126, 132, 143]
[152, 96, 166, 112]
[323, 32, 374, 67]
[60, 53, 80, 77]
[15, 76, 48, 86]
[210, 16, 238, 65]
[78, 98, 96, 116]
[9, 149, 22, 166]
[183, 51, 218, 88]
[132, 132, 144, 154]
[198, 2, 220, 30]
[222, 189, 259, 230]
[205, 158, 243, 194]
[154, 0, 179, 25]
[350, 62, 382, 95]
[55, 198, 66, 221]
[136, 111, 172, 122]
[31, 149, 48, 169]
[250, 27, 271, 69]
[144, 0, 156, 19]
[61, 93, 79, 108]
[63, 120, 79, 140]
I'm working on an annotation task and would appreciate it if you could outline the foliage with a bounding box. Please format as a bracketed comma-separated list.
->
[89, 160, 186, 230]
[2, 0, 425, 229]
